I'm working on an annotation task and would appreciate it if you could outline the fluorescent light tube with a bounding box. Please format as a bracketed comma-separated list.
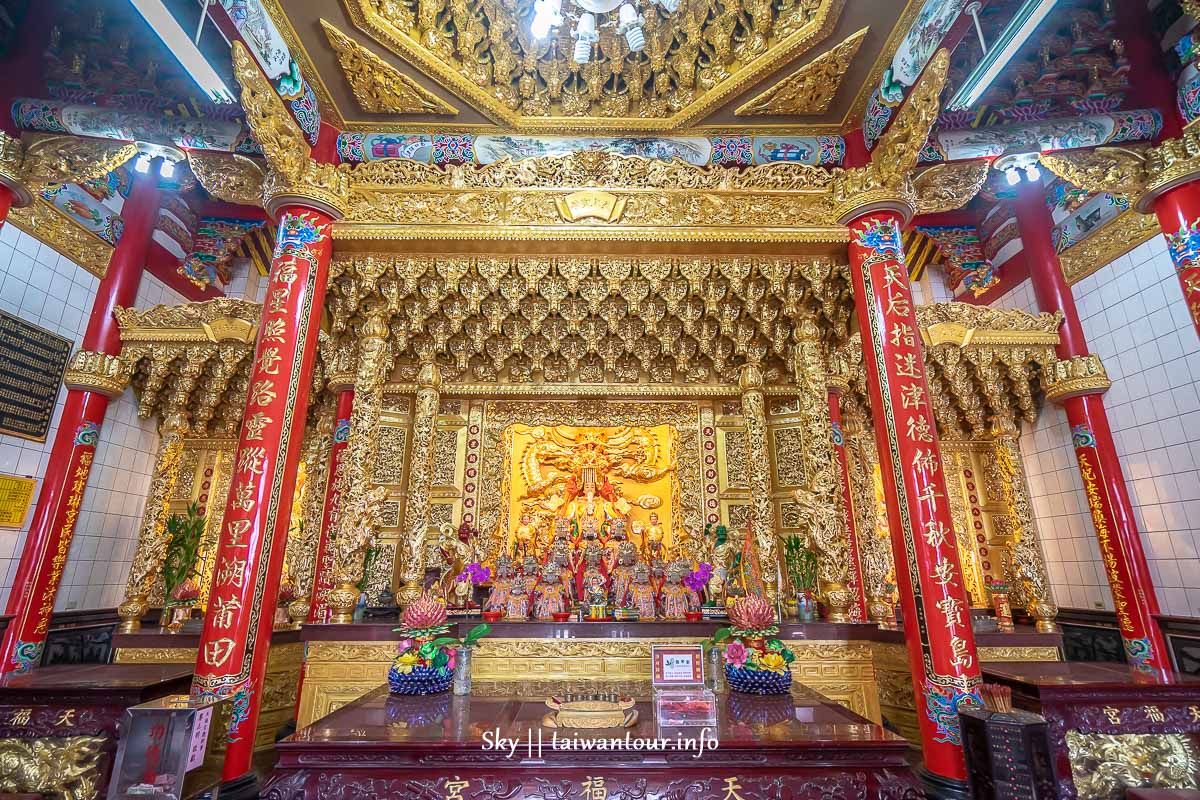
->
[946, 0, 1058, 111]
[127, 0, 236, 104]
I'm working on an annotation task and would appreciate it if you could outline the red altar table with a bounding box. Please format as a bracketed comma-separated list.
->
[264, 680, 920, 800]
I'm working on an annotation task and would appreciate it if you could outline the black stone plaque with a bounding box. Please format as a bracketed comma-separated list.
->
[0, 310, 72, 442]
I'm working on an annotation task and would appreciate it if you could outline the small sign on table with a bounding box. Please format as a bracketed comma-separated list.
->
[652, 644, 704, 687]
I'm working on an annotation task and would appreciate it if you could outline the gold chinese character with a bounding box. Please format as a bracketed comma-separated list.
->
[886, 292, 911, 317]
[1189, 705, 1200, 723]
[912, 449, 939, 475]
[231, 482, 256, 513]
[55, 709, 75, 727]
[237, 447, 267, 477]
[444, 777, 470, 800]
[890, 322, 915, 347]
[1145, 705, 1165, 723]
[894, 352, 920, 378]
[900, 384, 926, 410]
[9, 708, 31, 726]
[266, 288, 289, 314]
[882, 262, 905, 289]
[949, 636, 974, 670]
[257, 347, 282, 375]
[248, 380, 277, 408]
[212, 596, 243, 629]
[906, 415, 934, 443]
[922, 519, 950, 549]
[216, 557, 248, 588]
[936, 596, 965, 628]
[1103, 706, 1121, 725]
[582, 777, 607, 800]
[931, 557, 957, 588]
[243, 412, 272, 442]
[915, 484, 944, 510]
[226, 519, 252, 547]
[203, 639, 236, 668]
[722, 777, 746, 800]
[261, 318, 287, 343]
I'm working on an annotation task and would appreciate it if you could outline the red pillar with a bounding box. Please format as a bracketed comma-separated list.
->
[844, 206, 982, 785]
[1150, 183, 1200, 341]
[0, 185, 14, 227]
[190, 205, 334, 787]
[1013, 178, 1170, 671]
[827, 386, 867, 622]
[308, 388, 354, 623]
[0, 164, 161, 673]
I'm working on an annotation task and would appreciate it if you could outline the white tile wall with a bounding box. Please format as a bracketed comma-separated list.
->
[0, 222, 184, 611]
[991, 234, 1200, 617]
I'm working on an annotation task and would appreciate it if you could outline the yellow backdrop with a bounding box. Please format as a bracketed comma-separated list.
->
[501, 423, 680, 554]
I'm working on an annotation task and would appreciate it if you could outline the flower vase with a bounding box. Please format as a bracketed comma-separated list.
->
[795, 591, 816, 622]
[452, 647, 473, 696]
[708, 644, 725, 691]
[166, 605, 191, 633]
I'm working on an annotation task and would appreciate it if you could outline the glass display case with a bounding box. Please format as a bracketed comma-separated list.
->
[106, 694, 229, 800]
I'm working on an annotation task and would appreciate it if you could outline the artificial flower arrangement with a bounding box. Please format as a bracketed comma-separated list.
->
[711, 594, 795, 695]
[455, 562, 492, 605]
[684, 563, 714, 619]
[389, 593, 491, 695]
[277, 577, 299, 608]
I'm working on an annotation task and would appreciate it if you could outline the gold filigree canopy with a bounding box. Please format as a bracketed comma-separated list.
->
[324, 254, 852, 385]
[260, 0, 912, 131]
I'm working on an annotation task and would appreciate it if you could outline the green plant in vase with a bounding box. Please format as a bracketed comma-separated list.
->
[782, 537, 818, 621]
[161, 503, 205, 629]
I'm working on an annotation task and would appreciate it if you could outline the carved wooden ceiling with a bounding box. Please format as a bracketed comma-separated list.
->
[274, 0, 913, 132]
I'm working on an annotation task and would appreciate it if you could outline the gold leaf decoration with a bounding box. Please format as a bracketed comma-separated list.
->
[321, 19, 458, 116]
[20, 133, 139, 191]
[186, 151, 266, 207]
[7, 199, 112, 277]
[912, 160, 989, 214]
[1038, 147, 1148, 198]
[735, 27, 867, 116]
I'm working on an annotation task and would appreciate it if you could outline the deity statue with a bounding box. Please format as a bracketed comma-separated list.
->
[602, 518, 628, 572]
[660, 562, 698, 620]
[642, 511, 667, 562]
[582, 574, 610, 620]
[520, 555, 540, 594]
[649, 556, 666, 594]
[609, 541, 639, 607]
[625, 563, 658, 620]
[548, 540, 575, 604]
[506, 578, 532, 620]
[422, 526, 451, 596]
[485, 555, 515, 613]
[513, 514, 539, 560]
[534, 562, 570, 619]
[574, 541, 608, 600]
[438, 524, 473, 604]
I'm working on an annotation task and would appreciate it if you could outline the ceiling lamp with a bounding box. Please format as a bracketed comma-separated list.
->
[533, 0, 680, 54]
[127, 0, 235, 104]
[945, 0, 1059, 111]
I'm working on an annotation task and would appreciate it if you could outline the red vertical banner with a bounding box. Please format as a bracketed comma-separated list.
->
[827, 390, 867, 622]
[0, 405, 105, 671]
[308, 389, 354, 623]
[846, 210, 982, 780]
[1064, 396, 1169, 670]
[1153, 182, 1200, 339]
[191, 207, 333, 779]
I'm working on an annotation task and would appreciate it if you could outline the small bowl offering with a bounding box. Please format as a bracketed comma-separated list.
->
[481, 610, 503, 623]
[552, 612, 571, 622]
[684, 610, 703, 623]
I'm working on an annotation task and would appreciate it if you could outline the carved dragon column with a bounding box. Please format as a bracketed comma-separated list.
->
[286, 403, 335, 625]
[1013, 175, 1169, 671]
[118, 355, 204, 632]
[989, 418, 1057, 633]
[738, 363, 781, 605]
[825, 369, 868, 623]
[396, 363, 442, 609]
[843, 415, 894, 625]
[0, 163, 160, 674]
[791, 323, 853, 622]
[326, 311, 393, 623]
[308, 385, 354, 623]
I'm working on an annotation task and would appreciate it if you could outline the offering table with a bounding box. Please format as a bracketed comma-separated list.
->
[267, 680, 921, 800]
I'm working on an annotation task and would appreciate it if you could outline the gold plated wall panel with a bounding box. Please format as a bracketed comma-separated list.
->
[297, 638, 879, 727]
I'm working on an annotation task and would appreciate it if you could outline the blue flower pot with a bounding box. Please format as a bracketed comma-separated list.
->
[725, 663, 792, 695]
[388, 662, 454, 695]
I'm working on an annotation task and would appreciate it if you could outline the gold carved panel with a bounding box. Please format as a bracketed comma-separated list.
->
[432, 427, 462, 489]
[374, 425, 408, 484]
[718, 428, 749, 491]
[770, 425, 806, 488]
